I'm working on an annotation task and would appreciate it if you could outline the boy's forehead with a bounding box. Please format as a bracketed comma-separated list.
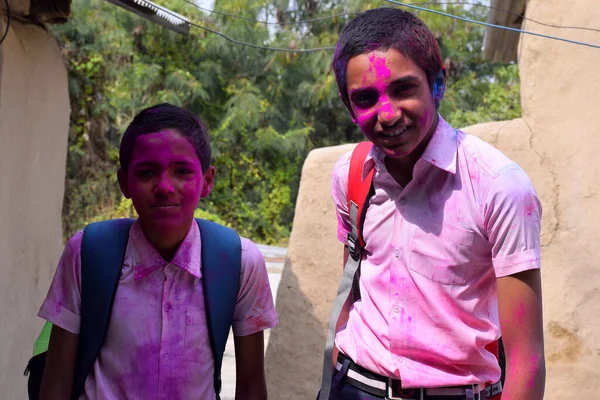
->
[130, 129, 199, 163]
[346, 49, 424, 90]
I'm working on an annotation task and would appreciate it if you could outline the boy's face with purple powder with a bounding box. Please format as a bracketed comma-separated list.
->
[344, 48, 442, 160]
[118, 129, 214, 234]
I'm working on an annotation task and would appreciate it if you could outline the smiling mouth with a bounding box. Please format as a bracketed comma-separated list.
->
[152, 204, 179, 209]
[380, 125, 409, 138]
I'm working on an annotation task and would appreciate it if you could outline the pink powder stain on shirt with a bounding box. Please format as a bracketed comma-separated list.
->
[118, 341, 161, 394]
[524, 200, 537, 217]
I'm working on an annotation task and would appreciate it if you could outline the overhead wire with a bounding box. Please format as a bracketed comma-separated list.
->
[141, 0, 600, 53]
[182, 0, 600, 34]
[138, 0, 335, 52]
[386, 0, 600, 50]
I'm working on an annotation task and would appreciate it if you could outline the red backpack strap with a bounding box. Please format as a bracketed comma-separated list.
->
[347, 141, 375, 260]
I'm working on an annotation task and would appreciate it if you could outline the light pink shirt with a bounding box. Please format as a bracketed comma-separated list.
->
[332, 115, 541, 388]
[38, 219, 278, 399]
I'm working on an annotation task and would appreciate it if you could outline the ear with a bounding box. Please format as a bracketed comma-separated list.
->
[201, 166, 216, 198]
[339, 92, 358, 124]
[117, 168, 131, 199]
[432, 67, 447, 102]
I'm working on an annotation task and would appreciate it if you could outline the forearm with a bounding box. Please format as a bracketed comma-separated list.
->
[234, 331, 268, 400]
[40, 326, 78, 400]
[235, 381, 267, 400]
[502, 352, 546, 400]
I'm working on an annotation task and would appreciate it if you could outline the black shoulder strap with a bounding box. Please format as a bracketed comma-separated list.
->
[72, 218, 134, 399]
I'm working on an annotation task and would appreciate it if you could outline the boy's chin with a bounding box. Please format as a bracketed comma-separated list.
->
[138, 214, 194, 233]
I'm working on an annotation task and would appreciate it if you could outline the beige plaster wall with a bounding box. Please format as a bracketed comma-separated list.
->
[0, 14, 69, 399]
[517, 0, 600, 396]
[264, 145, 354, 399]
[265, 1, 600, 398]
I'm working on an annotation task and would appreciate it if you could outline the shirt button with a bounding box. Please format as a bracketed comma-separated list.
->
[398, 197, 406, 206]
[392, 305, 400, 313]
[394, 248, 400, 258]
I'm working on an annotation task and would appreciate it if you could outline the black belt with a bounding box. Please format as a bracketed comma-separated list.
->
[335, 352, 503, 399]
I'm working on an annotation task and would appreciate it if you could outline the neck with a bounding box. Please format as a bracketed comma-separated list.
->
[140, 220, 191, 262]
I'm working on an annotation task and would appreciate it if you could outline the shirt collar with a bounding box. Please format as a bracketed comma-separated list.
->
[361, 114, 458, 179]
[129, 219, 202, 281]
[419, 114, 458, 174]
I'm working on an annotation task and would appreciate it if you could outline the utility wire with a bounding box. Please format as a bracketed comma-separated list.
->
[386, 0, 600, 50]
[145, 0, 600, 53]
[0, 0, 10, 45]
[138, 0, 335, 52]
[181, 0, 600, 35]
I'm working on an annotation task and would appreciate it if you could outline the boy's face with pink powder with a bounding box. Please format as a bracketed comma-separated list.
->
[118, 129, 214, 234]
[343, 48, 443, 160]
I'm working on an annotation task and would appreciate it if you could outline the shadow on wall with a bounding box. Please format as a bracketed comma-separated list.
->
[265, 258, 326, 400]
[265, 144, 355, 400]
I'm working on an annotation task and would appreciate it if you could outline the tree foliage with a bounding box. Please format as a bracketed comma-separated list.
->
[53, 0, 521, 245]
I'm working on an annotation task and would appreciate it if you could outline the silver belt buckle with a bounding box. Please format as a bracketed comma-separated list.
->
[387, 378, 423, 400]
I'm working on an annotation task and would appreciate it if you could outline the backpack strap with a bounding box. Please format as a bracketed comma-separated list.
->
[73, 218, 134, 399]
[196, 218, 242, 399]
[318, 142, 374, 400]
[346, 141, 375, 260]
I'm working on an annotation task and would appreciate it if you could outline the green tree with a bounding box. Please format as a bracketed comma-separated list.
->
[53, 0, 521, 245]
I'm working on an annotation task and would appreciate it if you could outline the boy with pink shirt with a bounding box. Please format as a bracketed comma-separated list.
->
[320, 8, 545, 400]
[38, 103, 277, 399]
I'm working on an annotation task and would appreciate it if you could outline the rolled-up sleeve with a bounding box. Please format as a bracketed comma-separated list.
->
[483, 168, 542, 278]
[38, 231, 84, 334]
[232, 238, 278, 337]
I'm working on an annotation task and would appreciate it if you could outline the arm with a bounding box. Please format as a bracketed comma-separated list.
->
[234, 331, 267, 400]
[39, 325, 79, 400]
[483, 169, 545, 399]
[497, 269, 546, 400]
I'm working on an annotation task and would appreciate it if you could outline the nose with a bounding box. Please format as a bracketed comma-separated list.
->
[155, 173, 175, 196]
[376, 96, 401, 127]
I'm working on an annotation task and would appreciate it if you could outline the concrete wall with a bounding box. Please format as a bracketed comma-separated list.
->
[517, 0, 600, 396]
[0, 2, 70, 397]
[265, 1, 600, 398]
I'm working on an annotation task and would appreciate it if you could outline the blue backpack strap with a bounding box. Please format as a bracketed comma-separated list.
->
[196, 218, 242, 398]
[72, 218, 134, 399]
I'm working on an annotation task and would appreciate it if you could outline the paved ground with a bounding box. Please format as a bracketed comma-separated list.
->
[220, 243, 286, 399]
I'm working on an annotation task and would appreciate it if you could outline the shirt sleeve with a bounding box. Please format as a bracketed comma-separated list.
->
[331, 151, 353, 245]
[483, 168, 542, 278]
[232, 238, 278, 337]
[37, 231, 84, 334]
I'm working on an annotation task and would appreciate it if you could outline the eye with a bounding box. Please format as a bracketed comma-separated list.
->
[136, 169, 154, 177]
[392, 84, 417, 97]
[352, 93, 378, 109]
[176, 168, 193, 175]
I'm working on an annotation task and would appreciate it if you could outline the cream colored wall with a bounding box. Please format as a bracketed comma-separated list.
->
[0, 11, 69, 399]
[265, 1, 600, 398]
[517, 0, 600, 396]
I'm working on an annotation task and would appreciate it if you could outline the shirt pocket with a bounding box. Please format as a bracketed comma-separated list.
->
[409, 215, 474, 285]
[183, 307, 210, 364]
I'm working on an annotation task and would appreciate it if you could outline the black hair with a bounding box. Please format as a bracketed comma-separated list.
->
[333, 7, 444, 106]
[119, 103, 212, 173]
